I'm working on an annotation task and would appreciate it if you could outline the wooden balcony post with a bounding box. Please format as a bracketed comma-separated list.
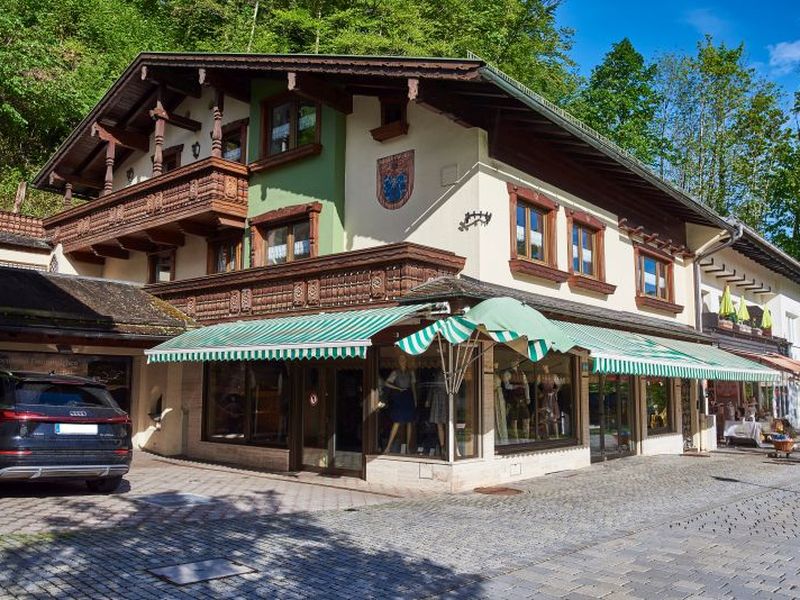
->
[103, 141, 116, 196]
[63, 182, 73, 209]
[153, 116, 165, 176]
[211, 88, 224, 158]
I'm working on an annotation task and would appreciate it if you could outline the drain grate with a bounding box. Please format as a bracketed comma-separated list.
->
[150, 559, 255, 585]
[474, 486, 523, 496]
[135, 492, 216, 508]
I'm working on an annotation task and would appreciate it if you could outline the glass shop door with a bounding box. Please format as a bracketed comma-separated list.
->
[589, 374, 634, 462]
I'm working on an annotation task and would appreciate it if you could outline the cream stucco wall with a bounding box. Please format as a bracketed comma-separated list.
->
[112, 87, 250, 192]
[0, 246, 50, 270]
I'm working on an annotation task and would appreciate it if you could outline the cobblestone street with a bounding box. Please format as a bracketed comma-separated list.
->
[2, 449, 800, 599]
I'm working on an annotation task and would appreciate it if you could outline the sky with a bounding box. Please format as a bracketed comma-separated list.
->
[559, 1, 800, 107]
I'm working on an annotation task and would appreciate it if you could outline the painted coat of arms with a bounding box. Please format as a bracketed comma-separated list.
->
[376, 150, 414, 210]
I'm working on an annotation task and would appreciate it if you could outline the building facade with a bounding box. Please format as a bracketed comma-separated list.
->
[17, 53, 791, 491]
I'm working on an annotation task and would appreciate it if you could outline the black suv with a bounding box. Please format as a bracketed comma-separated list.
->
[0, 371, 131, 493]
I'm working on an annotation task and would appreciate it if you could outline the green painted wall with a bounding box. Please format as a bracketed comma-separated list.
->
[246, 79, 346, 266]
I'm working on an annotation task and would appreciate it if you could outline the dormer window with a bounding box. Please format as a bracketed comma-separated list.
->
[370, 97, 409, 142]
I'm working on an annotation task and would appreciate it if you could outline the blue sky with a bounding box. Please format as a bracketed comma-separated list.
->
[559, 1, 800, 106]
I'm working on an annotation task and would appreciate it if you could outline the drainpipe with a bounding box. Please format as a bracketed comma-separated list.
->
[691, 218, 743, 450]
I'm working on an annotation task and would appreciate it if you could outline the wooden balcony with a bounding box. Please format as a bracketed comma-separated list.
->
[43, 157, 248, 261]
[144, 242, 466, 324]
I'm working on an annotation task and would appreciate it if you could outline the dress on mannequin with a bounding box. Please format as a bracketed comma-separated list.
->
[494, 372, 508, 443]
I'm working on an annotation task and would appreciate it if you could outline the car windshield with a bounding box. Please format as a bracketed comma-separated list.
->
[14, 382, 118, 409]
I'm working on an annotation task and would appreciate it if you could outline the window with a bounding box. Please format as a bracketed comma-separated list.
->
[572, 224, 595, 276]
[786, 314, 797, 344]
[645, 377, 673, 435]
[162, 145, 183, 173]
[266, 97, 319, 155]
[494, 347, 576, 452]
[209, 237, 242, 274]
[370, 97, 409, 142]
[250, 202, 321, 267]
[148, 250, 175, 283]
[204, 361, 290, 447]
[376, 346, 478, 460]
[264, 221, 310, 265]
[638, 253, 669, 300]
[507, 183, 567, 283]
[221, 119, 248, 163]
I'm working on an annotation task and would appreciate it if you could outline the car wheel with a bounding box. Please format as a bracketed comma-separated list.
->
[86, 476, 123, 494]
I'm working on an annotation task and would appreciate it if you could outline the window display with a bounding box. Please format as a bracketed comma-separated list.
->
[377, 347, 477, 459]
[645, 377, 672, 435]
[204, 361, 289, 447]
[494, 347, 575, 451]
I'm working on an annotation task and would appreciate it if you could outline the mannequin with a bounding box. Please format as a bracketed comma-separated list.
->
[537, 364, 561, 438]
[494, 364, 508, 444]
[504, 364, 530, 440]
[383, 355, 417, 453]
[427, 370, 447, 455]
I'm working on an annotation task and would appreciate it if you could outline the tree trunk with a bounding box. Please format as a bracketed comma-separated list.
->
[12, 180, 26, 213]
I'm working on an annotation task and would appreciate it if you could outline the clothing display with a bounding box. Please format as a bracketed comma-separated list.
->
[427, 372, 447, 424]
[387, 369, 415, 423]
[505, 368, 530, 422]
[494, 373, 508, 443]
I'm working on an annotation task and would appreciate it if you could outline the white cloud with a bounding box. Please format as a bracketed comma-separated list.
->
[768, 40, 800, 76]
[684, 8, 729, 38]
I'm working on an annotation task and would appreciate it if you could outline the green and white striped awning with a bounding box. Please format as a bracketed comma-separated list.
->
[557, 321, 781, 382]
[145, 304, 429, 363]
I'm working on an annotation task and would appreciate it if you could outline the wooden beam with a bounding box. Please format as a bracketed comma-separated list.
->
[50, 171, 103, 191]
[178, 220, 218, 237]
[116, 236, 157, 253]
[117, 87, 159, 128]
[198, 68, 250, 104]
[69, 251, 105, 266]
[91, 243, 129, 260]
[145, 228, 185, 247]
[91, 123, 149, 152]
[149, 106, 202, 132]
[287, 72, 353, 114]
[216, 215, 247, 229]
[141, 65, 201, 98]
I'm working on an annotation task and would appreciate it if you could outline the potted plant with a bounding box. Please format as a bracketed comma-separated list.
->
[718, 286, 735, 330]
[761, 305, 773, 337]
[751, 317, 763, 336]
[734, 298, 751, 334]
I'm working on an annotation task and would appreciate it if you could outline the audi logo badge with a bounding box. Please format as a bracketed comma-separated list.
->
[69, 410, 88, 417]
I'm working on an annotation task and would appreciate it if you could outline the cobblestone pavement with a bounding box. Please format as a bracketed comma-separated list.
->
[3, 448, 800, 598]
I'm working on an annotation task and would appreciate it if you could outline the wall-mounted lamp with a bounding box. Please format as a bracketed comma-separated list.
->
[458, 211, 492, 231]
[191, 141, 201, 159]
[126, 168, 134, 183]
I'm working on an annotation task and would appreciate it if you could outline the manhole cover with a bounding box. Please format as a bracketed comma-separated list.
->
[135, 492, 216, 507]
[150, 559, 254, 585]
[474, 486, 523, 496]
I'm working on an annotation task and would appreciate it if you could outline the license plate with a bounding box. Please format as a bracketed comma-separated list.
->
[55, 423, 98, 435]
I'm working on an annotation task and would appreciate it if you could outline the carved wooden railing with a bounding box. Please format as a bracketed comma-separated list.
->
[43, 157, 248, 254]
[144, 242, 466, 324]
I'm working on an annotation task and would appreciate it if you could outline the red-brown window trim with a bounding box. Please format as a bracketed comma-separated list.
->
[565, 208, 615, 296]
[370, 97, 409, 142]
[220, 118, 249, 164]
[250, 202, 322, 267]
[634, 243, 684, 314]
[507, 182, 568, 283]
[147, 248, 176, 284]
[207, 233, 243, 274]
[257, 92, 322, 161]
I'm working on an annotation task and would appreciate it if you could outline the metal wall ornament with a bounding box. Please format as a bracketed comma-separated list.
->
[191, 141, 201, 159]
[376, 150, 414, 210]
[126, 168, 134, 184]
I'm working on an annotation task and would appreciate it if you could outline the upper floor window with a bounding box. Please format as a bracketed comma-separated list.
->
[162, 145, 182, 173]
[209, 237, 242, 274]
[148, 250, 175, 284]
[572, 224, 595, 276]
[221, 119, 248, 164]
[787, 314, 797, 344]
[507, 183, 568, 284]
[371, 97, 409, 142]
[266, 97, 319, 155]
[565, 209, 614, 296]
[250, 202, 322, 267]
[638, 253, 669, 300]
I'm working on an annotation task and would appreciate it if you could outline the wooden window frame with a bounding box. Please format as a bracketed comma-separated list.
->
[634, 244, 683, 314]
[370, 97, 409, 142]
[507, 182, 568, 283]
[147, 248, 176, 284]
[566, 209, 616, 296]
[251, 93, 322, 173]
[161, 144, 183, 173]
[250, 202, 322, 267]
[220, 118, 249, 164]
[207, 234, 243, 274]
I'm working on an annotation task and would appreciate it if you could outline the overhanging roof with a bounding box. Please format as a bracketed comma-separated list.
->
[732, 222, 800, 283]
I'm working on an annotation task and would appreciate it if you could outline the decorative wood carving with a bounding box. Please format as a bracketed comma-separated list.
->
[145, 242, 465, 324]
[102, 141, 116, 196]
[229, 289, 241, 315]
[241, 288, 252, 313]
[211, 89, 224, 158]
[619, 218, 692, 259]
[44, 158, 248, 254]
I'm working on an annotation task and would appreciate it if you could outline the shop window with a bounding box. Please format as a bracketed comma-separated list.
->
[208, 236, 242, 274]
[250, 202, 321, 267]
[203, 361, 290, 447]
[494, 347, 576, 452]
[634, 245, 682, 314]
[645, 377, 673, 435]
[162, 145, 183, 173]
[507, 183, 568, 284]
[148, 250, 175, 283]
[221, 119, 248, 163]
[376, 346, 478, 460]
[566, 209, 615, 295]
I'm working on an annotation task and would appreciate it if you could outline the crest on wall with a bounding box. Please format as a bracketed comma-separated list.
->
[376, 150, 414, 210]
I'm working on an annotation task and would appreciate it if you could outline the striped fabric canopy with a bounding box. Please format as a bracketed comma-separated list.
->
[145, 304, 429, 363]
[557, 321, 781, 382]
[397, 298, 574, 362]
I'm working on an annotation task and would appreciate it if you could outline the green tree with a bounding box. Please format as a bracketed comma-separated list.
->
[572, 38, 661, 163]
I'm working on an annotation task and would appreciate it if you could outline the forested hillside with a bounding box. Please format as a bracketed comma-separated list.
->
[2, 0, 798, 257]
